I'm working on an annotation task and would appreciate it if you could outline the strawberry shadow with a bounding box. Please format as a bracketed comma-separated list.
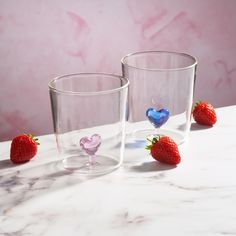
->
[0, 159, 16, 170]
[190, 123, 213, 131]
[130, 161, 177, 172]
[177, 122, 213, 131]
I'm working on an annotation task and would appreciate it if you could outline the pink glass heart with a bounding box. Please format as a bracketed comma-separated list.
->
[79, 134, 102, 156]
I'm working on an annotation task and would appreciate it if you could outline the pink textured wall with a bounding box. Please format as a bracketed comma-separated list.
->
[0, 0, 236, 141]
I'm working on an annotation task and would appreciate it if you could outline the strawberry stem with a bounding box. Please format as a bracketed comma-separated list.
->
[145, 135, 161, 151]
[147, 138, 153, 143]
[27, 134, 40, 145]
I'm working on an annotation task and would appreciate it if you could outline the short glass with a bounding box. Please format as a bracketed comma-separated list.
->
[121, 51, 197, 145]
[48, 73, 129, 175]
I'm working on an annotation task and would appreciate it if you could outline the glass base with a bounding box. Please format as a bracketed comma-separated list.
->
[132, 128, 186, 146]
[61, 154, 120, 175]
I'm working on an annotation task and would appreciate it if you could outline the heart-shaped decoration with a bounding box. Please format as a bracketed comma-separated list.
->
[79, 134, 102, 156]
[146, 108, 169, 128]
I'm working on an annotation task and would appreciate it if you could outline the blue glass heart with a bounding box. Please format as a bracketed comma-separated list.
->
[146, 108, 170, 128]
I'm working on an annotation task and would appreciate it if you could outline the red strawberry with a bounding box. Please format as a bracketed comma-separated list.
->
[10, 134, 39, 164]
[146, 135, 181, 165]
[192, 101, 217, 126]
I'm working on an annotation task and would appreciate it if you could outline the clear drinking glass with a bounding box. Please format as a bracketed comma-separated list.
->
[121, 51, 197, 145]
[48, 73, 129, 175]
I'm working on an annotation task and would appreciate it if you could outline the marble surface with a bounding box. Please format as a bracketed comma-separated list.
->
[1, 105, 236, 236]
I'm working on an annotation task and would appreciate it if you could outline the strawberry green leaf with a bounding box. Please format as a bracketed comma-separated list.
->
[145, 145, 152, 150]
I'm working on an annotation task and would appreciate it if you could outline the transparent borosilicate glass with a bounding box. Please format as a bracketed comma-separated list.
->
[121, 51, 197, 146]
[48, 73, 129, 175]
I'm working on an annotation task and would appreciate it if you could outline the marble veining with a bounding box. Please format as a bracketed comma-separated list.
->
[1, 106, 236, 235]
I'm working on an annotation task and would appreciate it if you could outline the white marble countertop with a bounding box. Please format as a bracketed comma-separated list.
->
[1, 105, 236, 236]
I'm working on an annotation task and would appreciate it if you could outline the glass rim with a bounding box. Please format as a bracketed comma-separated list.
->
[121, 50, 198, 71]
[48, 73, 129, 96]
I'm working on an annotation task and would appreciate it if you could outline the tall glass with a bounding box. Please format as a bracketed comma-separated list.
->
[48, 73, 129, 175]
[121, 51, 197, 145]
